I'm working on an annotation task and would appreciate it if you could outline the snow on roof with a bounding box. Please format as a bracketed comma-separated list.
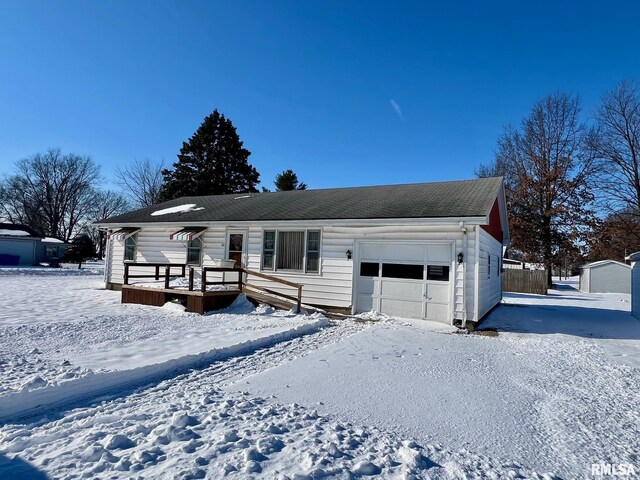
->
[0, 228, 31, 237]
[626, 251, 640, 262]
[150, 204, 205, 217]
[581, 259, 630, 269]
[42, 237, 64, 244]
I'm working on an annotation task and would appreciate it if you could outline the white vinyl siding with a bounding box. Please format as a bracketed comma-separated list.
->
[104, 222, 484, 321]
[476, 228, 503, 320]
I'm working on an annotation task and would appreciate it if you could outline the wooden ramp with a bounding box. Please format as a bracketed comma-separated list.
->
[244, 287, 351, 320]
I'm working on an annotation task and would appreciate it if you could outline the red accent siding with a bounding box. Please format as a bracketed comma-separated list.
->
[481, 199, 503, 243]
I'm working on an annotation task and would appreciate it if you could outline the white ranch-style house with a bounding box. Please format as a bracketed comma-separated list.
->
[97, 177, 509, 327]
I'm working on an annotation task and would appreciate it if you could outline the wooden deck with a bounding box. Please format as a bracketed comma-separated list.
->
[121, 263, 306, 315]
[122, 285, 241, 314]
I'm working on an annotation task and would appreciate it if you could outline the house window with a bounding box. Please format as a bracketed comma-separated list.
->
[124, 234, 137, 262]
[262, 231, 276, 270]
[277, 231, 305, 271]
[187, 237, 203, 265]
[262, 230, 321, 273]
[306, 230, 320, 273]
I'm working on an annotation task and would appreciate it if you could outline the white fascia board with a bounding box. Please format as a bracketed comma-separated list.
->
[93, 216, 489, 229]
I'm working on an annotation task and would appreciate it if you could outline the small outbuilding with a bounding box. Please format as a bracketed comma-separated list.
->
[627, 252, 640, 319]
[579, 260, 631, 294]
[0, 223, 44, 266]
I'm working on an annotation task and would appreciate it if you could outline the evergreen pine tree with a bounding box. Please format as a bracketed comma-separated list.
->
[160, 110, 260, 200]
[63, 234, 96, 269]
[274, 169, 307, 191]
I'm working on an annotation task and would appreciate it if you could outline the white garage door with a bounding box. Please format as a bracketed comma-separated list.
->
[355, 242, 452, 323]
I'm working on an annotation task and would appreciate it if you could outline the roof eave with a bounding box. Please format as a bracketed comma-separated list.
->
[94, 215, 490, 228]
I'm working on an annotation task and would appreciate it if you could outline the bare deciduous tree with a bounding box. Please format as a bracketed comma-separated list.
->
[492, 93, 598, 286]
[594, 79, 640, 228]
[115, 158, 165, 208]
[0, 149, 101, 241]
[83, 190, 130, 258]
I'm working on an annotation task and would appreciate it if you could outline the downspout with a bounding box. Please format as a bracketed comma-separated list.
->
[459, 221, 468, 328]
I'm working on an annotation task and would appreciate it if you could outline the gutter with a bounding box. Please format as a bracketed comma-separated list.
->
[92, 216, 489, 229]
[459, 221, 468, 328]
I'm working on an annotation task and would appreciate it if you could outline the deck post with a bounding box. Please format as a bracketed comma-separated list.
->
[124, 263, 129, 285]
[155, 265, 159, 280]
[237, 268, 243, 291]
[297, 285, 302, 313]
[189, 267, 194, 291]
[201, 268, 207, 293]
[181, 264, 186, 277]
[164, 266, 170, 289]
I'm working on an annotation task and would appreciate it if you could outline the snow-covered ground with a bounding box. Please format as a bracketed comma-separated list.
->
[0, 269, 326, 420]
[0, 272, 638, 478]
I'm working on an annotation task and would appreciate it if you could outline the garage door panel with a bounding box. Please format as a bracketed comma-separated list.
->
[425, 303, 449, 322]
[357, 294, 374, 312]
[357, 276, 375, 295]
[380, 298, 423, 319]
[426, 283, 449, 301]
[428, 245, 452, 262]
[380, 280, 423, 298]
[356, 242, 451, 323]
[361, 244, 381, 259]
[382, 244, 424, 262]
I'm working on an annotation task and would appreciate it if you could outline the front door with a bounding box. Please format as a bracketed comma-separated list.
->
[226, 230, 247, 268]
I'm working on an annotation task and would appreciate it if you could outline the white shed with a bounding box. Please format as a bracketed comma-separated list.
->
[579, 260, 631, 294]
[627, 252, 640, 319]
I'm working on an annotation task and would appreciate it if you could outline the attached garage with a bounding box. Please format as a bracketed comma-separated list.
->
[579, 260, 631, 294]
[355, 242, 453, 322]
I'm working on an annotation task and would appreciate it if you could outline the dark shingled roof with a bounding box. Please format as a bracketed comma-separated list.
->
[99, 177, 503, 225]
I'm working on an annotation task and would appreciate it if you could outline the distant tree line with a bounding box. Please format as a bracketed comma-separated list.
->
[0, 109, 306, 259]
[476, 79, 640, 286]
[0, 149, 128, 256]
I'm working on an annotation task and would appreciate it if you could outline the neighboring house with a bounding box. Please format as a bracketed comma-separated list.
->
[627, 252, 640, 319]
[503, 258, 524, 270]
[579, 260, 631, 294]
[0, 223, 44, 266]
[96, 177, 510, 326]
[41, 237, 70, 264]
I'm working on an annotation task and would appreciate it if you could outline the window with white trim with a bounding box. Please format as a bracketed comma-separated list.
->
[187, 237, 203, 265]
[124, 234, 137, 262]
[306, 231, 320, 273]
[262, 230, 321, 273]
[262, 231, 275, 270]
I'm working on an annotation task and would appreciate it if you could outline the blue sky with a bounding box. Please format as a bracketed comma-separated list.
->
[1, 0, 639, 191]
